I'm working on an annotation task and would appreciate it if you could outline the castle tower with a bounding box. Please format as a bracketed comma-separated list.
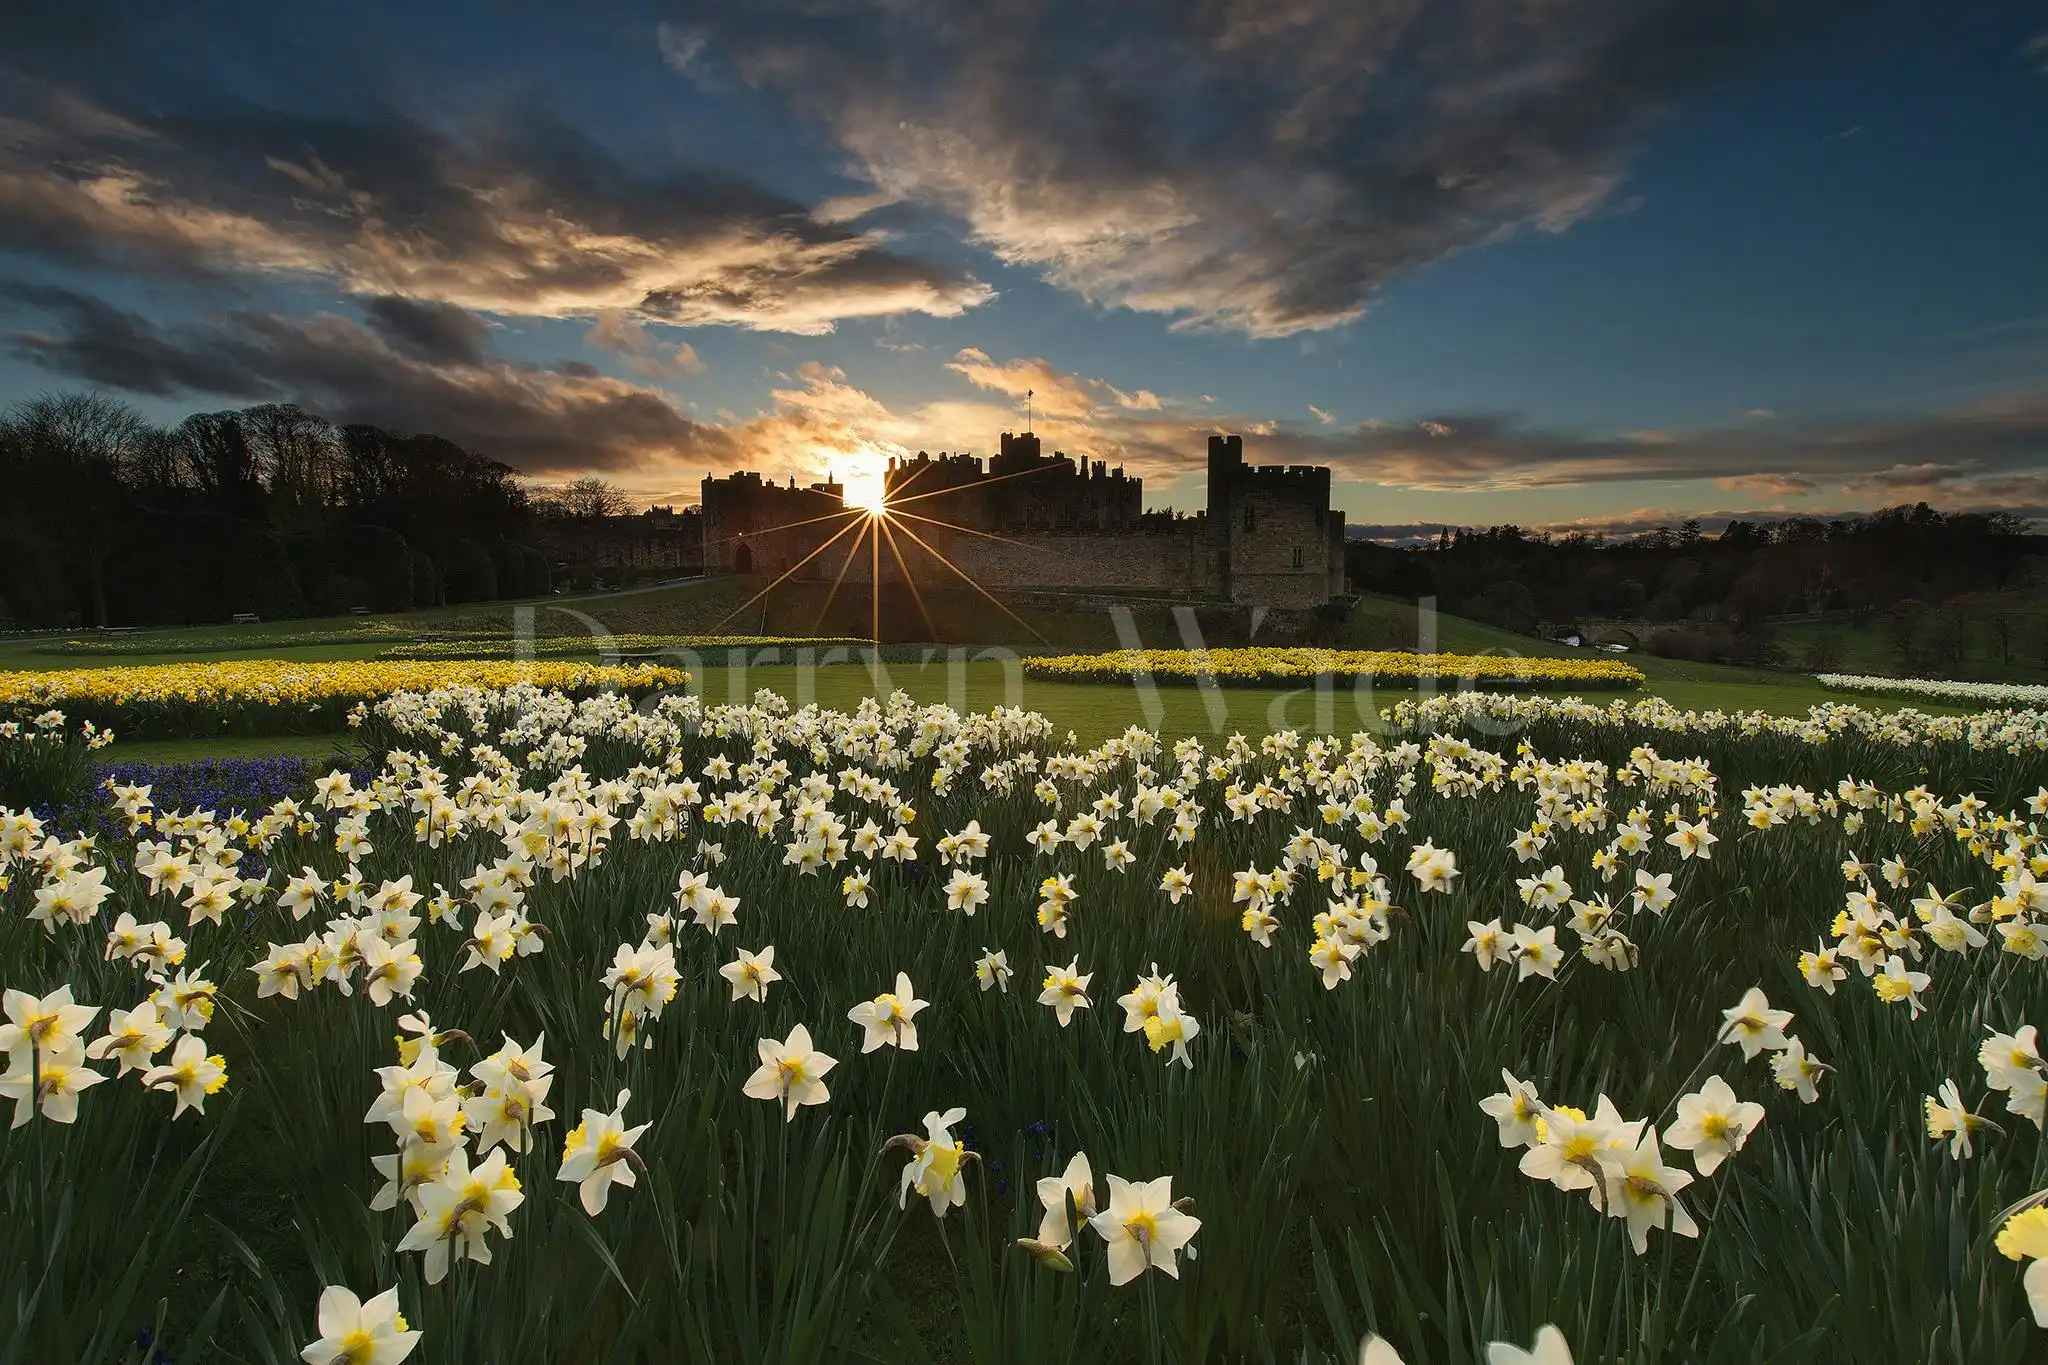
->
[1207, 434, 1242, 599]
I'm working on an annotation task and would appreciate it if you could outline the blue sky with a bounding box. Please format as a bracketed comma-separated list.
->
[1, 0, 2044, 536]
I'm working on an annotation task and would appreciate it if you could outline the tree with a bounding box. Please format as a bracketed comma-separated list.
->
[1801, 631, 1845, 673]
[2, 392, 159, 625]
[1886, 600, 1927, 673]
[541, 476, 633, 520]
[440, 539, 498, 604]
[176, 410, 266, 519]
[1989, 614, 2016, 665]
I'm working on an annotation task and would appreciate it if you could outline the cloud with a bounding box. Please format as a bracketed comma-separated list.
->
[3, 284, 257, 396]
[0, 77, 993, 336]
[1, 286, 734, 476]
[362, 295, 491, 367]
[1717, 472, 1816, 494]
[1309, 405, 1335, 425]
[943, 347, 1100, 419]
[681, 0, 1848, 337]
[584, 310, 707, 379]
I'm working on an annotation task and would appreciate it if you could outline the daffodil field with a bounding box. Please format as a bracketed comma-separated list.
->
[1022, 649, 1646, 691]
[0, 661, 687, 740]
[9, 683, 2048, 1363]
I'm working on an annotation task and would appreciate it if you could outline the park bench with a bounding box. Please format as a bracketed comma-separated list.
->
[231, 613, 262, 624]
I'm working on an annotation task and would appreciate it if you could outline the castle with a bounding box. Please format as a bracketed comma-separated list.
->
[697, 431, 1346, 609]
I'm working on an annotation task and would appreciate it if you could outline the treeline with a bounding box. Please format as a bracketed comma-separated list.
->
[1347, 506, 2041, 667]
[0, 393, 555, 628]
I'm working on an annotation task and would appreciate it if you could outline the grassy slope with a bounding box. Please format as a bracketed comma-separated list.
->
[1772, 594, 2048, 683]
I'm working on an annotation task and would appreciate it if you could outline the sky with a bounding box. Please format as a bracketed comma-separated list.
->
[1, 0, 2044, 539]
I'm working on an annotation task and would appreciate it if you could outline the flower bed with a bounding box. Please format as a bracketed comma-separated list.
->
[1817, 673, 2048, 707]
[1024, 647, 1645, 690]
[0, 660, 688, 739]
[3, 684, 2047, 1360]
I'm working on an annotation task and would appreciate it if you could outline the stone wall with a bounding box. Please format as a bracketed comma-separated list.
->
[1218, 457, 1341, 609]
[702, 472, 850, 575]
[838, 518, 1222, 597]
[948, 524, 1220, 595]
[538, 508, 704, 582]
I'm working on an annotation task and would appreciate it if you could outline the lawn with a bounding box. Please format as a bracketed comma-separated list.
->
[79, 661, 1941, 768]
[5, 585, 1974, 765]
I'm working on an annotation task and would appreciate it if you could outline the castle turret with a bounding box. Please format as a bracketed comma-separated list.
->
[1207, 434, 1243, 598]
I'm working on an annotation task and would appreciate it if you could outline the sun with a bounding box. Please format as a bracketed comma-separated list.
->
[840, 462, 890, 516]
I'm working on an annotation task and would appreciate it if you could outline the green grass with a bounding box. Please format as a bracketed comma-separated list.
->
[11, 590, 1978, 764]
[97, 734, 361, 765]
[67, 662, 1908, 765]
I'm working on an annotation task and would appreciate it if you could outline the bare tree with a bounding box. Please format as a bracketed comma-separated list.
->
[1989, 613, 2015, 665]
[3, 392, 158, 624]
[7, 391, 155, 473]
[540, 475, 634, 519]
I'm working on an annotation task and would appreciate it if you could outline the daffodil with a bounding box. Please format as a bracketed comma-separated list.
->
[1038, 960, 1092, 1027]
[1924, 1079, 1997, 1159]
[1142, 1001, 1201, 1068]
[0, 985, 99, 1065]
[1089, 1174, 1200, 1286]
[557, 1088, 650, 1215]
[1485, 1325, 1576, 1365]
[0, 1040, 106, 1127]
[1769, 1037, 1827, 1103]
[1029, 1150, 1097, 1252]
[1478, 1070, 1544, 1149]
[298, 1285, 421, 1365]
[848, 972, 928, 1052]
[1510, 924, 1562, 981]
[1604, 1128, 1698, 1255]
[974, 948, 1012, 992]
[142, 1034, 228, 1118]
[742, 1024, 837, 1120]
[719, 945, 781, 1004]
[1360, 1325, 1574, 1365]
[1159, 866, 1193, 904]
[1664, 1076, 1764, 1176]
[1980, 1025, 2048, 1130]
[1995, 1205, 2048, 1327]
[944, 869, 990, 915]
[85, 1000, 171, 1076]
[1719, 986, 1793, 1059]
[1518, 1095, 1641, 1207]
[396, 1147, 524, 1283]
[891, 1106, 973, 1217]
[1463, 919, 1506, 972]
[1871, 954, 1931, 1018]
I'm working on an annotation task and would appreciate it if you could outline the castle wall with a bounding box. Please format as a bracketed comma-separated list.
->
[837, 519, 1220, 597]
[538, 509, 704, 579]
[696, 429, 1343, 609]
[702, 472, 851, 575]
[944, 524, 1219, 595]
